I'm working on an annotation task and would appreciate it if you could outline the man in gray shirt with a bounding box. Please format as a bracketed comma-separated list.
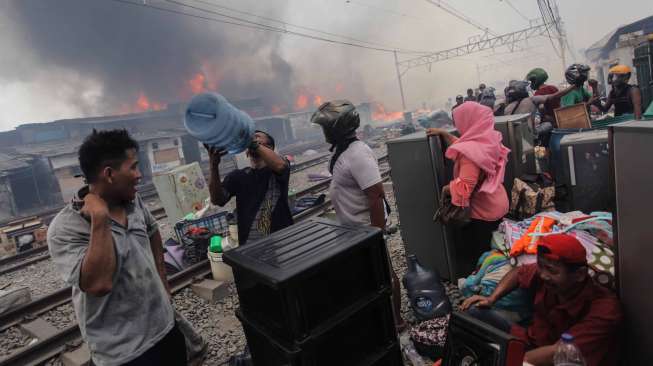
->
[48, 129, 186, 366]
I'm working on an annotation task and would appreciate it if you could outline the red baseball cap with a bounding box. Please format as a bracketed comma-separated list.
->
[538, 234, 587, 265]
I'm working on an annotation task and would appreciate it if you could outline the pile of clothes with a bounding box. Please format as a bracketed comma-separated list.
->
[460, 210, 615, 323]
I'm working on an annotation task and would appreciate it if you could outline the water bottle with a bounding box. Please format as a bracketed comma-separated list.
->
[553, 333, 586, 366]
[399, 332, 423, 366]
[184, 92, 255, 154]
[403, 254, 452, 320]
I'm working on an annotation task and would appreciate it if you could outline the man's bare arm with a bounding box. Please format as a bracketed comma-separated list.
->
[365, 182, 386, 230]
[255, 144, 287, 174]
[149, 230, 171, 297]
[79, 203, 116, 296]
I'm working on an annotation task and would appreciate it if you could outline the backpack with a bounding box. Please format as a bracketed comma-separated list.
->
[509, 174, 555, 220]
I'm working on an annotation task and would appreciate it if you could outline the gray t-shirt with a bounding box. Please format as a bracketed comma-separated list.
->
[329, 141, 382, 226]
[47, 189, 174, 366]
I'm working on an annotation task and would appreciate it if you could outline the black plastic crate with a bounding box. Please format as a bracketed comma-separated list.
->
[236, 293, 400, 366]
[173, 211, 229, 246]
[224, 218, 391, 343]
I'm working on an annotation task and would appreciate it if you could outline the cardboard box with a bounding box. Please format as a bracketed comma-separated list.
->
[153, 162, 210, 224]
[0, 233, 17, 258]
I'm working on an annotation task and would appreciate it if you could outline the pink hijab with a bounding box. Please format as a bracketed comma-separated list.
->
[447, 102, 510, 194]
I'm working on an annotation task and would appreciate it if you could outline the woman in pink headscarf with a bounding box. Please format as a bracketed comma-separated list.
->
[427, 101, 510, 275]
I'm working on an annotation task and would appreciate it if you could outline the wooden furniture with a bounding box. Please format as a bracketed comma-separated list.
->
[554, 103, 591, 129]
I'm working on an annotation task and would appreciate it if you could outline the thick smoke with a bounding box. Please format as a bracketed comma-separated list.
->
[0, 0, 297, 116]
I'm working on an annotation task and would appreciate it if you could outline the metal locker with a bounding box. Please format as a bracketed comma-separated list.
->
[387, 131, 458, 281]
[610, 121, 653, 364]
[558, 130, 612, 213]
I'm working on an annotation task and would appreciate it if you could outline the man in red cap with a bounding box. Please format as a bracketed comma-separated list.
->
[461, 234, 622, 366]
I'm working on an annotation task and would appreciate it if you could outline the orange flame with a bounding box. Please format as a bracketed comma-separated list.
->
[371, 102, 403, 122]
[271, 105, 282, 114]
[132, 92, 166, 113]
[295, 94, 309, 110]
[189, 73, 207, 94]
[313, 95, 323, 107]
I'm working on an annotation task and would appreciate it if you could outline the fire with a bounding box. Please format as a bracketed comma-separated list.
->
[295, 94, 309, 110]
[132, 92, 166, 113]
[189, 73, 207, 94]
[313, 95, 323, 107]
[271, 105, 282, 114]
[372, 102, 403, 122]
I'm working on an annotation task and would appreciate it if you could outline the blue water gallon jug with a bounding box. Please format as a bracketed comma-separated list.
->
[184, 92, 255, 154]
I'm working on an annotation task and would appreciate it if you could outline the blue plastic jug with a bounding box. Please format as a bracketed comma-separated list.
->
[184, 92, 255, 154]
[403, 254, 452, 320]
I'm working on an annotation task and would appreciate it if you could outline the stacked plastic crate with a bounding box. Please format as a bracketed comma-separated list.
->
[223, 218, 402, 366]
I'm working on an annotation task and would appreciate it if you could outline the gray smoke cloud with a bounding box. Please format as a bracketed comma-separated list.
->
[0, 0, 297, 116]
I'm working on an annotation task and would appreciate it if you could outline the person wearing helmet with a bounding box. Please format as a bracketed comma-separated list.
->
[596, 64, 643, 119]
[526, 68, 561, 125]
[206, 130, 293, 246]
[311, 100, 406, 331]
[561, 64, 599, 107]
[502, 80, 533, 115]
[478, 87, 496, 109]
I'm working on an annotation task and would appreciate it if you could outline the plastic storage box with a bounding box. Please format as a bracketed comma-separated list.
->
[223, 218, 391, 344]
[236, 292, 400, 366]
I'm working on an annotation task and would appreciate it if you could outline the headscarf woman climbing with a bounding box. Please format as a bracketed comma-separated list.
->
[426, 101, 510, 276]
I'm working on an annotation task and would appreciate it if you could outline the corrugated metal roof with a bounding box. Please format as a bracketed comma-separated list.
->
[586, 15, 653, 61]
[0, 153, 30, 175]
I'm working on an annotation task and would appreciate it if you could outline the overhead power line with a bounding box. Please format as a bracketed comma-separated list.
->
[423, 0, 496, 36]
[107, 0, 430, 54]
[345, 0, 435, 24]
[188, 0, 430, 54]
[501, 0, 530, 22]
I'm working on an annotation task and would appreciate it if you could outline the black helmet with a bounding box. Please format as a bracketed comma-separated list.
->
[505, 80, 529, 104]
[565, 64, 591, 86]
[311, 100, 360, 144]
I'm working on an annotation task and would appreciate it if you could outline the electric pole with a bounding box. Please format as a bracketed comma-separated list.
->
[394, 50, 407, 111]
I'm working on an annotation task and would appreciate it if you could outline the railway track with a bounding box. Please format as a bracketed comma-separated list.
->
[0, 141, 332, 228]
[0, 152, 386, 274]
[0, 166, 391, 365]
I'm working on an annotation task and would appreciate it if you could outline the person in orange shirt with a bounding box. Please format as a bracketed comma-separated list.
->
[427, 102, 510, 276]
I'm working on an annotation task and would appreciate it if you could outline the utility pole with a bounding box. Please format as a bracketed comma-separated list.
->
[394, 51, 407, 111]
[476, 63, 481, 84]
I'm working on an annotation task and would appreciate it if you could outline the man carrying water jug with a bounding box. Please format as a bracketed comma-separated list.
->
[311, 100, 407, 332]
[206, 130, 293, 245]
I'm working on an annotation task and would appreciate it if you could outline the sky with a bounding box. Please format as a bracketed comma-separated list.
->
[0, 0, 650, 131]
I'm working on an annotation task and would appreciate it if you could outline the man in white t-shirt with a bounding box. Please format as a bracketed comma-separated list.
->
[312, 100, 406, 331]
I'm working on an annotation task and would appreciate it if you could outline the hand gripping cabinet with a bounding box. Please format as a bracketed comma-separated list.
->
[223, 218, 402, 366]
[610, 121, 653, 364]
